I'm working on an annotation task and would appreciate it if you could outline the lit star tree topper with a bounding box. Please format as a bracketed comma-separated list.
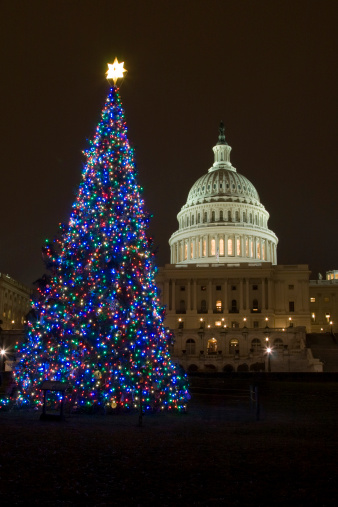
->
[106, 58, 127, 85]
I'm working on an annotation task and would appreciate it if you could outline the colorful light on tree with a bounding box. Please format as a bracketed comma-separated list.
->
[10, 61, 189, 412]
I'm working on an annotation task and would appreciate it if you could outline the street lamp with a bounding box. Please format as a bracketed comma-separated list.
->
[266, 346, 272, 372]
[0, 348, 6, 372]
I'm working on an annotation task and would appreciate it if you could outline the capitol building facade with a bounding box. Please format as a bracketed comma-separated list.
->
[156, 125, 338, 373]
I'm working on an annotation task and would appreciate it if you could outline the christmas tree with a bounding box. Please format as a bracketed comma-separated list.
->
[10, 60, 189, 413]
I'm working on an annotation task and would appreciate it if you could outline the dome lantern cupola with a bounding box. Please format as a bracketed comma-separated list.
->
[211, 121, 233, 171]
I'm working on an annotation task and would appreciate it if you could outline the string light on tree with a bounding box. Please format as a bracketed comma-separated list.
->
[6, 58, 189, 413]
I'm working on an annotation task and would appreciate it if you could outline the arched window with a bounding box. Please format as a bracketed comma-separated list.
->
[186, 216, 189, 227]
[249, 213, 253, 224]
[211, 211, 215, 222]
[220, 210, 223, 221]
[274, 338, 284, 350]
[236, 238, 241, 256]
[235, 211, 240, 222]
[191, 215, 194, 225]
[251, 338, 261, 351]
[211, 238, 216, 256]
[228, 238, 233, 256]
[228, 210, 232, 222]
[243, 212, 247, 222]
[257, 242, 261, 259]
[204, 212, 207, 223]
[229, 339, 239, 354]
[207, 338, 217, 354]
[197, 213, 200, 224]
[186, 339, 196, 355]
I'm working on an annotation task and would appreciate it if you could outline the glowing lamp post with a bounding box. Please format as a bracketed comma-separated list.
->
[266, 347, 272, 372]
[0, 348, 6, 372]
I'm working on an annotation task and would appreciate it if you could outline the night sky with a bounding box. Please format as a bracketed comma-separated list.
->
[1, 0, 337, 287]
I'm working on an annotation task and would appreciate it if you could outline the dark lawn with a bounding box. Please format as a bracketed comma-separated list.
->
[1, 381, 338, 506]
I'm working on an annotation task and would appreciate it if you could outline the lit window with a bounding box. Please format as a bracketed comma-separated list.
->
[216, 300, 222, 313]
[203, 239, 206, 256]
[236, 238, 241, 256]
[326, 313, 330, 323]
[229, 339, 239, 353]
[190, 242, 193, 259]
[257, 242, 261, 259]
[262, 242, 266, 260]
[246, 238, 249, 257]
[311, 313, 316, 323]
[211, 239, 216, 256]
[228, 238, 233, 256]
[310, 297, 315, 303]
[215, 321, 222, 327]
[219, 238, 224, 256]
[184, 243, 187, 260]
[207, 338, 217, 354]
[250, 240, 253, 258]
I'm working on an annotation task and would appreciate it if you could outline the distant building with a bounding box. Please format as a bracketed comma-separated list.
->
[0, 273, 31, 330]
[0, 273, 31, 370]
[156, 125, 337, 372]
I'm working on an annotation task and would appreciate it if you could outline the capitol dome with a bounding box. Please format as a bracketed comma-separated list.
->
[169, 123, 278, 265]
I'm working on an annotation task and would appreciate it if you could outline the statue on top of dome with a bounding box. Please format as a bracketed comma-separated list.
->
[217, 121, 227, 145]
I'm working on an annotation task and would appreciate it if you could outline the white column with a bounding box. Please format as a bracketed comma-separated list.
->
[193, 280, 197, 311]
[187, 280, 191, 312]
[245, 278, 249, 311]
[262, 278, 266, 310]
[172, 280, 176, 312]
[208, 280, 212, 312]
[223, 279, 228, 312]
[239, 279, 244, 311]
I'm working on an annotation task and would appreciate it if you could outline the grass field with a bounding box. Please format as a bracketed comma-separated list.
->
[1, 380, 338, 506]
